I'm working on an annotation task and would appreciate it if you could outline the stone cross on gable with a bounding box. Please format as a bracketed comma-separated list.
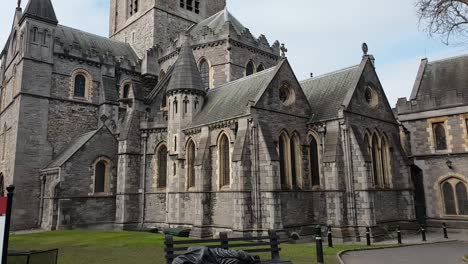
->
[201, 26, 210, 40]
[280, 43, 288, 58]
[0, 124, 11, 160]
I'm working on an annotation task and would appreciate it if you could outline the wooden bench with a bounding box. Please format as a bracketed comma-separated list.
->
[164, 230, 285, 264]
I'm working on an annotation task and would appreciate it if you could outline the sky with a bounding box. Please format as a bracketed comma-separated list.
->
[1, 0, 467, 106]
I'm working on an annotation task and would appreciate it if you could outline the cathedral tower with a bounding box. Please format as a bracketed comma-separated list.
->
[109, 0, 226, 57]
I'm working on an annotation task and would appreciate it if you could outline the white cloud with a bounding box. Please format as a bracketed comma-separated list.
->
[1, 0, 466, 106]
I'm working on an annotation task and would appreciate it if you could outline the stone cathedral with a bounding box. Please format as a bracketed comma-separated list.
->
[0, 0, 416, 238]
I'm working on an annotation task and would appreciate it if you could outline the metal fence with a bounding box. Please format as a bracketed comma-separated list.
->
[7, 249, 59, 264]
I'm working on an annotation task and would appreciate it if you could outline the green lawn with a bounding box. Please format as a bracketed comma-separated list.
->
[9, 231, 395, 264]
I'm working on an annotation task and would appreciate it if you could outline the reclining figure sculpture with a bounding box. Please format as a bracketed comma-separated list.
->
[172, 246, 260, 264]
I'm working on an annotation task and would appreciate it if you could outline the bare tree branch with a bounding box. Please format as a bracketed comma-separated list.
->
[416, 0, 468, 45]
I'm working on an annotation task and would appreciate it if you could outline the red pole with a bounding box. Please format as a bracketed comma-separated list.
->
[2, 185, 14, 264]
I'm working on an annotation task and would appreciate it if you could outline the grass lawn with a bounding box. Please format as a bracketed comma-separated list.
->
[10, 231, 395, 264]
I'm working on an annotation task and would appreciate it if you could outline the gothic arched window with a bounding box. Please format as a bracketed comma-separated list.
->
[433, 123, 447, 150]
[381, 136, 391, 187]
[279, 133, 289, 190]
[371, 134, 382, 187]
[122, 83, 130, 99]
[290, 134, 301, 189]
[309, 136, 320, 187]
[246, 60, 255, 76]
[219, 134, 230, 188]
[199, 59, 210, 90]
[443, 181, 456, 215]
[74, 74, 86, 98]
[187, 140, 196, 189]
[94, 161, 107, 193]
[456, 182, 468, 215]
[257, 64, 265, 72]
[156, 144, 168, 188]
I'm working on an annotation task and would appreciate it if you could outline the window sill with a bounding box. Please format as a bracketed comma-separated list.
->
[88, 192, 113, 197]
[220, 186, 231, 191]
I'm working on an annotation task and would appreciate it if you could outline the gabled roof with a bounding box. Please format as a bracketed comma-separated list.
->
[166, 40, 205, 94]
[22, 0, 58, 25]
[55, 25, 139, 61]
[300, 65, 361, 122]
[410, 54, 468, 101]
[190, 65, 278, 127]
[189, 7, 247, 36]
[46, 129, 99, 169]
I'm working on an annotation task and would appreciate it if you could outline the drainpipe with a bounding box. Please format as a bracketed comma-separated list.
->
[140, 132, 148, 229]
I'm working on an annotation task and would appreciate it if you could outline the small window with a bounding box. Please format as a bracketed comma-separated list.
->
[74, 74, 86, 98]
[433, 123, 447, 150]
[173, 98, 178, 118]
[183, 96, 189, 114]
[43, 30, 48, 45]
[32, 27, 38, 42]
[194, 97, 199, 110]
[129, 0, 139, 16]
[122, 84, 130, 98]
[180, 0, 185, 8]
[94, 161, 107, 193]
[195, 1, 200, 14]
[187, 0, 193, 11]
[246, 60, 254, 76]
[257, 64, 265, 72]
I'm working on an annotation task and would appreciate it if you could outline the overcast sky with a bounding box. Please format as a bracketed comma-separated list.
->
[1, 0, 467, 106]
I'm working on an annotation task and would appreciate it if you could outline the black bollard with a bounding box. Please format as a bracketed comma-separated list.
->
[421, 224, 427, 242]
[443, 223, 448, 239]
[397, 226, 402, 245]
[327, 225, 333, 248]
[366, 226, 371, 246]
[315, 225, 324, 264]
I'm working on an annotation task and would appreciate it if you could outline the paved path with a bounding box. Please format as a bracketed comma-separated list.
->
[341, 241, 468, 264]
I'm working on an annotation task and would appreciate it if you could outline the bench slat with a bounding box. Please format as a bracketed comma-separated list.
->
[228, 242, 271, 248]
[172, 239, 222, 245]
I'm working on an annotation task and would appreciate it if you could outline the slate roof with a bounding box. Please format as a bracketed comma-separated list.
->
[411, 54, 468, 100]
[46, 129, 99, 168]
[55, 25, 139, 61]
[190, 66, 277, 127]
[189, 7, 247, 36]
[166, 40, 205, 94]
[300, 65, 361, 122]
[22, 0, 58, 24]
